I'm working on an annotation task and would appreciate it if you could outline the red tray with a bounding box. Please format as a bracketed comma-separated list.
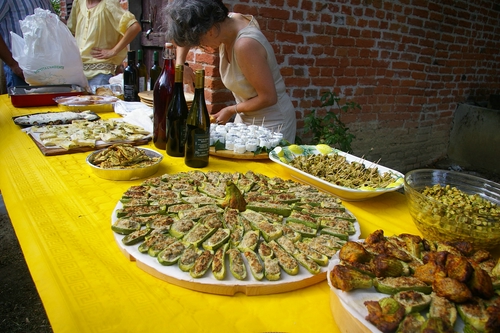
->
[9, 85, 88, 108]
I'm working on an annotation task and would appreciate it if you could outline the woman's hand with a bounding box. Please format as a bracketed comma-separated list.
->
[211, 105, 237, 124]
[90, 22, 141, 61]
[90, 47, 116, 59]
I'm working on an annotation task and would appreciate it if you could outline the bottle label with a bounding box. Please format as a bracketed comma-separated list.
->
[139, 77, 146, 92]
[193, 133, 210, 157]
[124, 85, 136, 101]
[181, 126, 187, 146]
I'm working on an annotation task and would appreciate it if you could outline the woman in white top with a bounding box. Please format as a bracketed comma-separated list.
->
[165, 0, 297, 143]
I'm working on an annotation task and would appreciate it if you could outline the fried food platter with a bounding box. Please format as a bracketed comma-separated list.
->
[328, 259, 466, 333]
[325, 228, 500, 332]
[111, 170, 361, 295]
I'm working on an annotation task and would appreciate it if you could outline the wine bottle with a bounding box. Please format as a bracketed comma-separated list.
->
[166, 64, 189, 157]
[123, 50, 139, 101]
[152, 43, 175, 150]
[137, 49, 148, 92]
[185, 69, 210, 168]
[149, 51, 161, 91]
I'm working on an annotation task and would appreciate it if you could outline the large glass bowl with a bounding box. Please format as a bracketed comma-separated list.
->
[404, 169, 500, 250]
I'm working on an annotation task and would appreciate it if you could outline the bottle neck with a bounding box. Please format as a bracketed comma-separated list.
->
[162, 57, 174, 70]
[174, 65, 183, 83]
[128, 56, 135, 65]
[194, 69, 205, 90]
[162, 46, 175, 70]
[164, 47, 175, 60]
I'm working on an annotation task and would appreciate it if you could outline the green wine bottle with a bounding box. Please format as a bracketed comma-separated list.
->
[137, 49, 148, 92]
[184, 69, 210, 168]
[123, 51, 139, 101]
[149, 51, 162, 91]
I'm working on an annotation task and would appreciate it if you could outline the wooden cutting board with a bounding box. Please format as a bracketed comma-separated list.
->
[209, 147, 269, 160]
[139, 91, 194, 104]
[29, 133, 151, 156]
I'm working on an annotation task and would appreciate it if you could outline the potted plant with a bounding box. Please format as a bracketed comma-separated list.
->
[300, 91, 360, 153]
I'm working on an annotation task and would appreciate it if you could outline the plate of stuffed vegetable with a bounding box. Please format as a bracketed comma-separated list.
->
[111, 170, 361, 295]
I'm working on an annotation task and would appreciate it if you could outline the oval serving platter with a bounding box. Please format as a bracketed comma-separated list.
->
[13, 110, 100, 127]
[269, 145, 404, 201]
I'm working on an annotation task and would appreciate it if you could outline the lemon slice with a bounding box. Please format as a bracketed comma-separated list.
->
[273, 146, 285, 157]
[288, 144, 304, 155]
[316, 144, 333, 155]
[359, 186, 377, 191]
[387, 177, 404, 188]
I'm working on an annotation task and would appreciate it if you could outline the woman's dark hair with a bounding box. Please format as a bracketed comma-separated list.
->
[165, 0, 229, 47]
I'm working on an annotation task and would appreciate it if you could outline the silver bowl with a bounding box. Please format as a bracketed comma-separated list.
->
[86, 147, 163, 181]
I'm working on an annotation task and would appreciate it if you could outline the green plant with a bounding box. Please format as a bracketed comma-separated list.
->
[51, 0, 61, 16]
[301, 91, 360, 153]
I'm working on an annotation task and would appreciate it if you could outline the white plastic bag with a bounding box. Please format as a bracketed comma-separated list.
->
[11, 8, 88, 88]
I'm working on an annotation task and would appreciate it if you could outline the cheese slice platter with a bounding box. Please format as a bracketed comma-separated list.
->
[23, 118, 152, 156]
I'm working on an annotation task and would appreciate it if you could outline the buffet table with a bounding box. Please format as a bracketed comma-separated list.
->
[0, 94, 419, 333]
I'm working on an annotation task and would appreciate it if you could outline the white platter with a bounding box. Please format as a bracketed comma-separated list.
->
[112, 202, 361, 296]
[269, 145, 404, 201]
[87, 148, 162, 181]
[327, 255, 465, 333]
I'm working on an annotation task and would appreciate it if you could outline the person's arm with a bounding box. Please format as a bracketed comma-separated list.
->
[234, 38, 277, 111]
[90, 21, 141, 59]
[212, 37, 277, 123]
[0, 34, 24, 80]
[176, 45, 195, 92]
[176, 46, 190, 66]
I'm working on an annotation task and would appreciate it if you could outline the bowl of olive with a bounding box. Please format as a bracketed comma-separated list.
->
[404, 169, 500, 250]
[86, 144, 163, 181]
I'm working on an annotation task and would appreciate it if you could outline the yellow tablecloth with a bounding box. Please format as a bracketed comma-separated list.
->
[0, 94, 418, 333]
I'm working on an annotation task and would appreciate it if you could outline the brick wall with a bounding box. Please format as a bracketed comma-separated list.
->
[60, 0, 500, 173]
[59, 0, 67, 18]
[189, 0, 500, 173]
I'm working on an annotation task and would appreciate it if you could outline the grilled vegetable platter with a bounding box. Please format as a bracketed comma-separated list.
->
[111, 170, 360, 295]
[13, 110, 100, 127]
[269, 144, 404, 201]
[328, 229, 500, 333]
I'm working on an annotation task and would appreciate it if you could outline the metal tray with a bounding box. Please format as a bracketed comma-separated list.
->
[9, 85, 87, 108]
